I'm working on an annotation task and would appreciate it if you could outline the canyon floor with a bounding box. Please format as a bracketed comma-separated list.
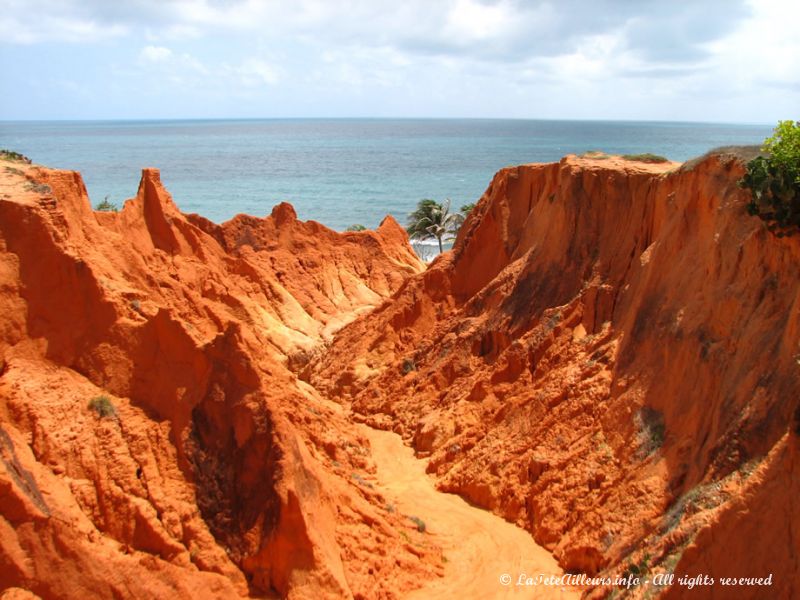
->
[363, 424, 578, 600]
[1, 149, 798, 599]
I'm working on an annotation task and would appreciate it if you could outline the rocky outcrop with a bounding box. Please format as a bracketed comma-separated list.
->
[311, 153, 800, 598]
[3, 148, 798, 599]
[0, 160, 437, 599]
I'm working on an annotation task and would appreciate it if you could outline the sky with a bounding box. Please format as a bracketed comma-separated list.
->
[0, 0, 797, 123]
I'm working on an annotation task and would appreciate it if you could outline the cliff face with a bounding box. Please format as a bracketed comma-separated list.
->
[2, 150, 798, 599]
[310, 153, 800, 597]
[0, 160, 439, 599]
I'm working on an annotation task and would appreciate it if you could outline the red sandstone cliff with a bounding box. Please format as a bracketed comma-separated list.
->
[0, 159, 440, 599]
[310, 152, 799, 599]
[1, 149, 798, 599]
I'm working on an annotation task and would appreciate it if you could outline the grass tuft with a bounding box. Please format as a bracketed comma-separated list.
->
[581, 150, 611, 159]
[1, 149, 32, 164]
[24, 182, 52, 195]
[95, 197, 118, 212]
[408, 515, 426, 533]
[88, 395, 117, 419]
[621, 153, 669, 164]
[402, 358, 417, 375]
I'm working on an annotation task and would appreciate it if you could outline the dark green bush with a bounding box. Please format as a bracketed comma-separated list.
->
[621, 153, 669, 164]
[0, 149, 32, 164]
[408, 515, 426, 533]
[402, 358, 417, 374]
[740, 120, 800, 236]
[635, 406, 665, 458]
[345, 224, 366, 231]
[24, 182, 52, 195]
[622, 552, 651, 583]
[88, 395, 117, 418]
[94, 196, 118, 212]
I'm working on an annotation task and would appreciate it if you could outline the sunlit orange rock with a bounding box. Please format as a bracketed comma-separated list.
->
[0, 159, 435, 599]
[2, 148, 798, 599]
[312, 152, 800, 597]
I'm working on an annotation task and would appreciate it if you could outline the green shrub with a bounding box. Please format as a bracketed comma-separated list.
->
[351, 472, 374, 489]
[402, 358, 417, 374]
[635, 406, 665, 457]
[24, 182, 52, 195]
[88, 395, 117, 418]
[94, 196, 118, 212]
[740, 120, 800, 236]
[345, 224, 366, 231]
[408, 515, 426, 533]
[581, 150, 611, 159]
[621, 153, 669, 163]
[0, 149, 32, 164]
[621, 552, 650, 583]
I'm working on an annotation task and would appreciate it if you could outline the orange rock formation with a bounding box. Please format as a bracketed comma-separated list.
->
[1, 150, 798, 599]
[0, 161, 440, 599]
[311, 153, 799, 598]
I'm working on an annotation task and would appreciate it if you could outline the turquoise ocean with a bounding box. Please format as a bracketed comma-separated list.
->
[0, 119, 771, 231]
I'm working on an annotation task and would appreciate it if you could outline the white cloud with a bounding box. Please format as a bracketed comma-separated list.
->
[144, 23, 201, 42]
[235, 58, 280, 86]
[706, 0, 800, 91]
[2, 0, 798, 121]
[134, 45, 209, 86]
[140, 45, 173, 62]
[542, 32, 629, 82]
[0, 13, 127, 44]
[443, 0, 515, 42]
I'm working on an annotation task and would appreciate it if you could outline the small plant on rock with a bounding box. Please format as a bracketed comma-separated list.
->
[95, 196, 118, 212]
[740, 120, 800, 236]
[635, 406, 665, 458]
[0, 149, 32, 164]
[88, 395, 117, 419]
[581, 150, 611, 159]
[408, 515, 426, 533]
[621, 153, 669, 163]
[402, 358, 417, 375]
[621, 552, 651, 583]
[24, 182, 52, 195]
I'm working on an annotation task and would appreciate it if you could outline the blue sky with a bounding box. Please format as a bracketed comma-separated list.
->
[0, 0, 797, 122]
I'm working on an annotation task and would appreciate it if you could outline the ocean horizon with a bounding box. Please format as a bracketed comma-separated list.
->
[0, 118, 772, 231]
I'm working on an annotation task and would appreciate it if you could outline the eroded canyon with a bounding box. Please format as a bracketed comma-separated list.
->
[1, 149, 797, 599]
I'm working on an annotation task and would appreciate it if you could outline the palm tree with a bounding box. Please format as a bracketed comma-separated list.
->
[406, 198, 464, 254]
